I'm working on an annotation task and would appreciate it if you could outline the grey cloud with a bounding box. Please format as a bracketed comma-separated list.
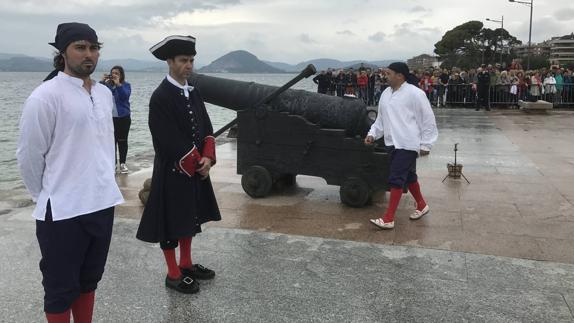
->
[0, 0, 243, 59]
[529, 17, 573, 41]
[0, 0, 242, 32]
[410, 5, 431, 13]
[507, 16, 573, 43]
[554, 8, 574, 21]
[299, 33, 316, 44]
[368, 32, 385, 42]
[337, 30, 355, 36]
[245, 32, 266, 48]
[99, 34, 150, 59]
[389, 20, 440, 38]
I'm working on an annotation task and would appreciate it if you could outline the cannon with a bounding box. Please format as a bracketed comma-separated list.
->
[188, 65, 390, 207]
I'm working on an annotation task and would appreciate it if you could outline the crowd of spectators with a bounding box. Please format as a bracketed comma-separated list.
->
[312, 61, 574, 108]
[312, 64, 386, 106]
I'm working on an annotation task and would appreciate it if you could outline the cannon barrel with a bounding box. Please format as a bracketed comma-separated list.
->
[188, 72, 373, 137]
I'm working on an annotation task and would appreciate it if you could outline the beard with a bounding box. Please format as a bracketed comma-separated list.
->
[69, 60, 97, 78]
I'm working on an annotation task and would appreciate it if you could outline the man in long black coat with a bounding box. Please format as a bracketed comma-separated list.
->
[136, 35, 221, 294]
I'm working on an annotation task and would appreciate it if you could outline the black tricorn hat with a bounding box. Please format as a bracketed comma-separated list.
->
[150, 35, 197, 60]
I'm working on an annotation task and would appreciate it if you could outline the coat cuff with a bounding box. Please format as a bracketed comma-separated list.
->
[179, 146, 201, 177]
[202, 136, 216, 165]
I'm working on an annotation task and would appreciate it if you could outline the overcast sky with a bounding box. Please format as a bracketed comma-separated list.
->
[1, 0, 573, 66]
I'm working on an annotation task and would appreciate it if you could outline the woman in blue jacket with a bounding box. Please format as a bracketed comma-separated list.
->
[103, 65, 132, 173]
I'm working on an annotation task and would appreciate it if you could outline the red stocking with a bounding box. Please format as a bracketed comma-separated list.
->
[179, 237, 192, 269]
[382, 188, 403, 223]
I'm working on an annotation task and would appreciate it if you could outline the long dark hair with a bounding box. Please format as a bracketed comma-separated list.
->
[43, 52, 65, 81]
[53, 52, 65, 71]
[110, 65, 125, 83]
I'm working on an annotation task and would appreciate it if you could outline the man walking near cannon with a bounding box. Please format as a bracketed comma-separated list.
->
[136, 35, 221, 294]
[364, 62, 438, 229]
[17, 22, 124, 322]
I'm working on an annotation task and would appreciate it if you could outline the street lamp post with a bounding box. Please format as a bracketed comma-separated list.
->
[486, 16, 504, 66]
[509, 0, 534, 70]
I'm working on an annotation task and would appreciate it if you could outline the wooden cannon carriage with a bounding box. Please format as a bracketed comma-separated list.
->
[188, 65, 389, 207]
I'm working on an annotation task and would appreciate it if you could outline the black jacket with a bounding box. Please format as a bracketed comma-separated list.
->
[136, 79, 221, 243]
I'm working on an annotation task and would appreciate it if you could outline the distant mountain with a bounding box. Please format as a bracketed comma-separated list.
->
[0, 52, 167, 72]
[345, 62, 379, 70]
[0, 53, 28, 60]
[198, 50, 285, 73]
[0, 56, 52, 72]
[0, 51, 402, 73]
[264, 58, 401, 72]
[262, 60, 297, 72]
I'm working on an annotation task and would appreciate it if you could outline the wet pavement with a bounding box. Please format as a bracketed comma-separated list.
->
[2, 108, 574, 322]
[117, 108, 574, 264]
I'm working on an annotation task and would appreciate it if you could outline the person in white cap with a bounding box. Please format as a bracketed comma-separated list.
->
[136, 35, 221, 294]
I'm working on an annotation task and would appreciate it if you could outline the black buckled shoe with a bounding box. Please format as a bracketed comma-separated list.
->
[165, 275, 200, 294]
[180, 264, 215, 280]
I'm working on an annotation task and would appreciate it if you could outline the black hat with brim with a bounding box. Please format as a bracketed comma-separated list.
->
[150, 35, 196, 60]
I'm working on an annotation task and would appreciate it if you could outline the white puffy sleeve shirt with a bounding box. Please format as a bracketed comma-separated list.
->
[17, 72, 124, 221]
[368, 82, 438, 152]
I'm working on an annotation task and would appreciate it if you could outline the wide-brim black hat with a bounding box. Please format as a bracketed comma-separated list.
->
[150, 35, 196, 60]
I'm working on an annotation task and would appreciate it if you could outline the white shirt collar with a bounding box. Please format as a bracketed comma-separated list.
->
[56, 71, 96, 89]
[391, 81, 408, 93]
[166, 74, 194, 94]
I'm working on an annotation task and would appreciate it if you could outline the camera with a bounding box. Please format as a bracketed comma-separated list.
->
[104, 74, 115, 85]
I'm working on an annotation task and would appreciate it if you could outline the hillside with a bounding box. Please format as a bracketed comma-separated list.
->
[198, 50, 284, 73]
[0, 53, 166, 72]
[265, 58, 400, 72]
[0, 56, 52, 72]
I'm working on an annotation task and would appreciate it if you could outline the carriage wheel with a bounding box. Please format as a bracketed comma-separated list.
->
[241, 166, 273, 198]
[339, 177, 371, 207]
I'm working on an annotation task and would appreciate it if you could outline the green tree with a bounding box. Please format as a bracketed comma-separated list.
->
[434, 21, 484, 68]
[434, 21, 522, 69]
[479, 28, 522, 63]
[528, 56, 552, 70]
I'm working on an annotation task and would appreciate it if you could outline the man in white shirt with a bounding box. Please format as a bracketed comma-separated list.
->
[16, 22, 124, 323]
[365, 62, 438, 229]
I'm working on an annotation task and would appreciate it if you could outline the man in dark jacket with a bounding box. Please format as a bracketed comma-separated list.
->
[312, 70, 331, 94]
[136, 35, 221, 294]
[476, 65, 491, 111]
